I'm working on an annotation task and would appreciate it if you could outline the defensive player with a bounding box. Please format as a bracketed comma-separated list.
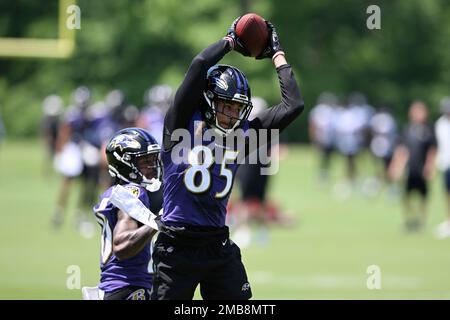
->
[92, 127, 162, 300]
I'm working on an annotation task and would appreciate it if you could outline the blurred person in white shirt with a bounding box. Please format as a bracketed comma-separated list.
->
[333, 93, 374, 198]
[366, 105, 400, 198]
[308, 92, 338, 184]
[434, 97, 450, 239]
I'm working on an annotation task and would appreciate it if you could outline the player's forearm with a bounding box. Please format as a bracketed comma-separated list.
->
[277, 63, 304, 118]
[113, 226, 155, 260]
[171, 39, 231, 121]
[196, 39, 232, 67]
[256, 64, 304, 132]
[164, 39, 231, 150]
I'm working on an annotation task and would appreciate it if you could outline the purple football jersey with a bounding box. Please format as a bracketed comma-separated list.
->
[93, 183, 153, 292]
[161, 111, 249, 227]
[63, 105, 85, 143]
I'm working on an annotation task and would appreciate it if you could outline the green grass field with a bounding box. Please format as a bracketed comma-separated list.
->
[1, 140, 450, 299]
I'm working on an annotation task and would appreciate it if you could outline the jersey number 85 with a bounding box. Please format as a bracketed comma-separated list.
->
[183, 145, 238, 199]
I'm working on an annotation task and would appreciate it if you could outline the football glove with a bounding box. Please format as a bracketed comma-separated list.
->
[224, 17, 251, 57]
[256, 21, 285, 61]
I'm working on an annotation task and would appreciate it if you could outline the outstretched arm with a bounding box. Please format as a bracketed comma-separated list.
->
[250, 22, 304, 132]
[163, 39, 232, 151]
[251, 55, 304, 132]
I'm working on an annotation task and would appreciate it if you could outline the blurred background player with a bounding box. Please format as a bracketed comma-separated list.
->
[98, 89, 136, 190]
[308, 92, 338, 185]
[137, 84, 173, 214]
[105, 89, 139, 129]
[51, 86, 90, 231]
[231, 96, 295, 247]
[333, 92, 374, 198]
[91, 128, 161, 300]
[40, 95, 64, 173]
[86, 100, 119, 190]
[389, 101, 437, 232]
[366, 104, 400, 198]
[84, 89, 141, 223]
[137, 84, 173, 145]
[434, 97, 450, 239]
[232, 97, 269, 247]
[77, 100, 116, 237]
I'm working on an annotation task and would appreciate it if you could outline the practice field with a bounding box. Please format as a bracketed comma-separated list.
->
[1, 140, 449, 299]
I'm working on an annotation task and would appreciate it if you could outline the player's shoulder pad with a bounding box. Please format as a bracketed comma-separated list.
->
[123, 183, 143, 198]
[93, 187, 115, 212]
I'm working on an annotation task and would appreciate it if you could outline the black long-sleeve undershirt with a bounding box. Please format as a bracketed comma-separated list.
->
[163, 39, 305, 151]
[163, 39, 231, 151]
[249, 64, 304, 132]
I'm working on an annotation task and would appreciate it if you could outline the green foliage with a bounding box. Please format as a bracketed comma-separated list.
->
[1, 0, 450, 140]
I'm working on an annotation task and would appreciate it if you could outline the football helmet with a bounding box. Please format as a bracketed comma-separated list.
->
[106, 128, 162, 192]
[203, 64, 253, 135]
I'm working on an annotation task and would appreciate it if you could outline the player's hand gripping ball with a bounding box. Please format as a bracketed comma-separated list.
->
[235, 13, 270, 57]
[226, 13, 269, 57]
[255, 21, 284, 60]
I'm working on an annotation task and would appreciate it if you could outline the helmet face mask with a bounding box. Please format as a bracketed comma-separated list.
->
[106, 128, 162, 192]
[212, 98, 251, 132]
[133, 152, 162, 192]
[203, 65, 253, 136]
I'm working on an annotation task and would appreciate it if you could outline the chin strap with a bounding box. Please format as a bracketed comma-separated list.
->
[142, 177, 162, 192]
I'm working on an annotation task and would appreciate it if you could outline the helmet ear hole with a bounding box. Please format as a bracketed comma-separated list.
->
[206, 91, 214, 100]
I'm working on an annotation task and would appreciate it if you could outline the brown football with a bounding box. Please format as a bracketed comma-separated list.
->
[235, 13, 269, 57]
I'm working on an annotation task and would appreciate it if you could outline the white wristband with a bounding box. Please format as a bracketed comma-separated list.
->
[223, 36, 235, 50]
[272, 51, 285, 62]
